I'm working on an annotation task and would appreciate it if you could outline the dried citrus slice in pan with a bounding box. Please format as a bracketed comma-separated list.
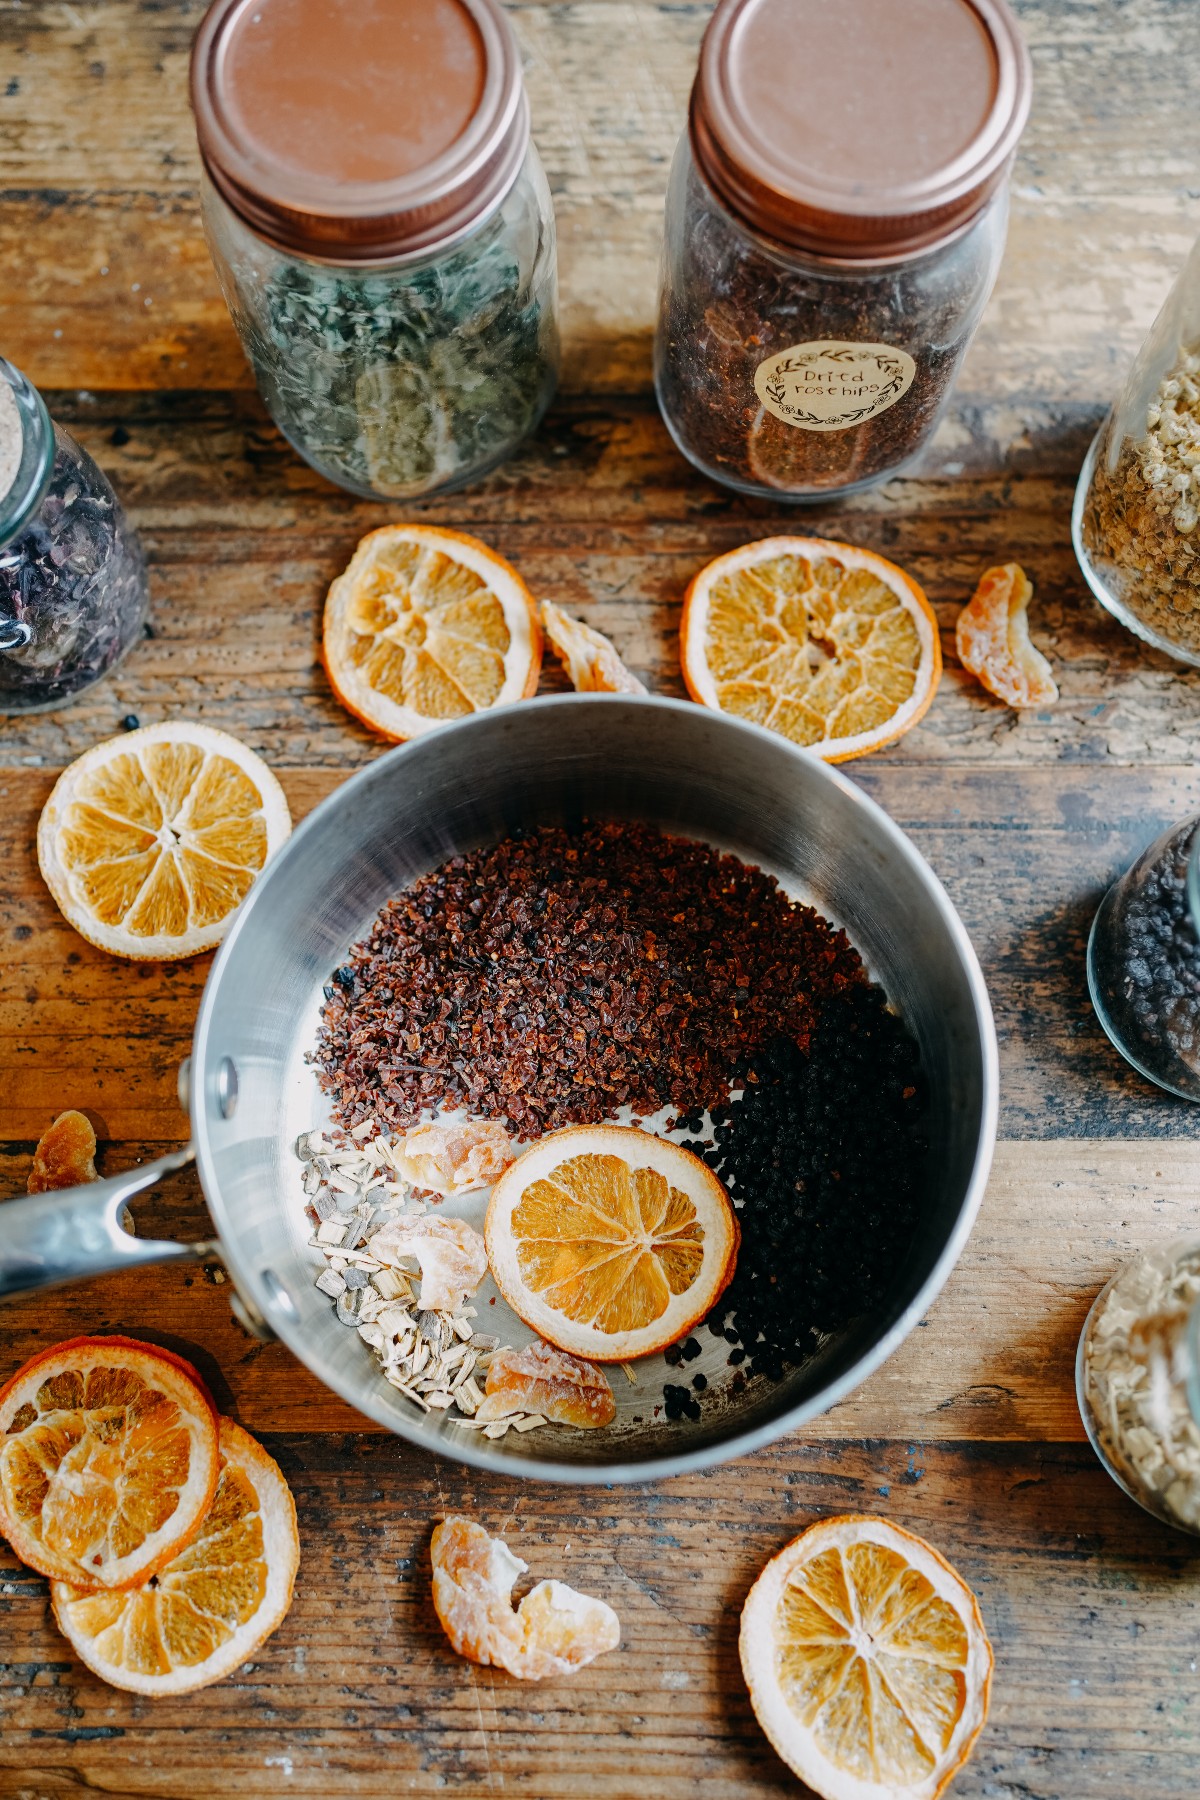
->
[37, 721, 291, 960]
[680, 536, 941, 762]
[52, 1418, 299, 1695]
[740, 1514, 993, 1800]
[323, 524, 542, 741]
[0, 1336, 220, 1589]
[484, 1124, 739, 1362]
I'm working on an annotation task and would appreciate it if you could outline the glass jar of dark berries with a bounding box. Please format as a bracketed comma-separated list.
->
[0, 358, 148, 713]
[1088, 818, 1200, 1101]
[654, 0, 1031, 501]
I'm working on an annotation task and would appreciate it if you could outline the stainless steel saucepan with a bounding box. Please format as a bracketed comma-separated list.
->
[1, 697, 997, 1482]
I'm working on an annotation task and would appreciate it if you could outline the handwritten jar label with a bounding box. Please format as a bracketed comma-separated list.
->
[753, 341, 916, 432]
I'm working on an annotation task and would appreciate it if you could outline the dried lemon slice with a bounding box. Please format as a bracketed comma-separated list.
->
[37, 721, 291, 960]
[740, 1514, 993, 1800]
[484, 1124, 739, 1362]
[0, 1336, 220, 1589]
[681, 535, 941, 762]
[52, 1418, 299, 1695]
[323, 524, 542, 741]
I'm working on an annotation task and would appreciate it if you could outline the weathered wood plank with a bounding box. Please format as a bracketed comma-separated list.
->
[1, 1, 1198, 400]
[1, 1139, 1196, 1442]
[2, 392, 1200, 775]
[0, 1437, 1197, 1799]
[6, 761, 1200, 1140]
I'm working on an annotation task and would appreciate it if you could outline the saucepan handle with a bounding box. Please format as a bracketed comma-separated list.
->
[0, 1147, 214, 1299]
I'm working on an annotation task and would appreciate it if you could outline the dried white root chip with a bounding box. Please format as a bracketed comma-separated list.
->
[431, 1515, 620, 1681]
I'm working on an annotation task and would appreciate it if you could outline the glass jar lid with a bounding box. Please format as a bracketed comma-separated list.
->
[190, 0, 529, 262]
[690, 0, 1032, 260]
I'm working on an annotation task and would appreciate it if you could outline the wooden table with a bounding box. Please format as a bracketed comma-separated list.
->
[3, 1, 1200, 1793]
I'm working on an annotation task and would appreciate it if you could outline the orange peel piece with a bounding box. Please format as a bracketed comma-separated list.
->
[475, 1342, 616, 1428]
[955, 562, 1059, 710]
[395, 1118, 515, 1196]
[431, 1514, 620, 1681]
[368, 1214, 488, 1313]
[542, 601, 646, 695]
[28, 1111, 98, 1193]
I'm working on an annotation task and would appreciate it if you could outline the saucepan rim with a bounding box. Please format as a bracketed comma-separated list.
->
[192, 695, 998, 1483]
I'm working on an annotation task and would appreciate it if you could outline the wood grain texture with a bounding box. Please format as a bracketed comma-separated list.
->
[5, 394, 1200, 778]
[2, 1438, 1200, 1799]
[2, 0, 1199, 400]
[4, 1, 1200, 1796]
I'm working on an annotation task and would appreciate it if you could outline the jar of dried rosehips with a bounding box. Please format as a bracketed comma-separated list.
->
[655, 0, 1031, 500]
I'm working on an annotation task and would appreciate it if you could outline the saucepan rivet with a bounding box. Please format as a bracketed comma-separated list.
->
[215, 1056, 238, 1119]
[259, 1268, 298, 1320]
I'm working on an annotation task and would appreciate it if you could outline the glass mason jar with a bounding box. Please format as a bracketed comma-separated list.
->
[191, 0, 559, 503]
[655, 0, 1031, 502]
[1078, 1235, 1200, 1534]
[1088, 814, 1200, 1101]
[0, 357, 148, 713]
[1075, 233, 1200, 665]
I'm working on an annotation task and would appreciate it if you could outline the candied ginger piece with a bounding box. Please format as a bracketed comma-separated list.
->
[955, 562, 1059, 710]
[542, 601, 646, 695]
[396, 1118, 515, 1196]
[27, 1110, 98, 1193]
[431, 1514, 620, 1681]
[475, 1342, 616, 1429]
[369, 1215, 487, 1312]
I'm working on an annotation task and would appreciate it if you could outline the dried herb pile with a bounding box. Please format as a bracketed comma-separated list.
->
[238, 213, 556, 498]
[1081, 348, 1200, 654]
[0, 430, 147, 709]
[316, 820, 863, 1136]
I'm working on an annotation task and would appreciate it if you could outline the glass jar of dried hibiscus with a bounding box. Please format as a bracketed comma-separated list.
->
[0, 358, 149, 714]
[190, 0, 559, 502]
[655, 0, 1031, 501]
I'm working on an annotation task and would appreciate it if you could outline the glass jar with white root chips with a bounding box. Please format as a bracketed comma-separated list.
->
[1078, 1235, 1200, 1534]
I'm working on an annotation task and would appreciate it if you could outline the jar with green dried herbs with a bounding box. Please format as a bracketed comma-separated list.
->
[191, 0, 559, 502]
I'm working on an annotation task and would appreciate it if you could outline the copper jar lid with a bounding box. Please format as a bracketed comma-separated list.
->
[190, 0, 529, 262]
[690, 0, 1032, 260]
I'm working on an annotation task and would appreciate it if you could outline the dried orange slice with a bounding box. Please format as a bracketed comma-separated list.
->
[431, 1514, 620, 1681]
[542, 601, 646, 694]
[52, 1418, 299, 1695]
[37, 722, 291, 960]
[0, 1337, 220, 1589]
[484, 1124, 739, 1362]
[740, 1514, 993, 1800]
[680, 536, 941, 762]
[955, 562, 1059, 710]
[323, 524, 542, 741]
